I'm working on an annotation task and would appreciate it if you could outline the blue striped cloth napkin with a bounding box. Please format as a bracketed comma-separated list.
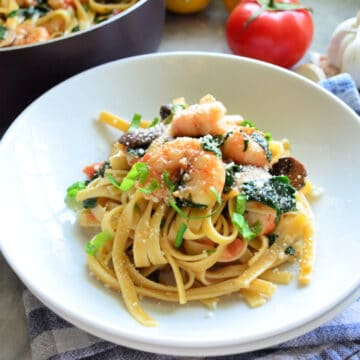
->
[22, 73, 360, 360]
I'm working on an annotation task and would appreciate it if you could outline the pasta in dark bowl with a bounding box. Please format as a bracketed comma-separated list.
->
[0, 0, 165, 132]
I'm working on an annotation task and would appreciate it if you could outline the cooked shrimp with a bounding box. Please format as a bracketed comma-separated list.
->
[171, 95, 270, 167]
[13, 23, 50, 46]
[245, 202, 277, 236]
[170, 94, 227, 137]
[222, 129, 269, 167]
[17, 0, 37, 7]
[140, 137, 225, 207]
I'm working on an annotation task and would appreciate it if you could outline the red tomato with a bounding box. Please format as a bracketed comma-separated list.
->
[226, 0, 314, 68]
[83, 162, 104, 178]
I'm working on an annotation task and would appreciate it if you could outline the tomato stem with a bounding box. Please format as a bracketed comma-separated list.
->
[268, 0, 275, 7]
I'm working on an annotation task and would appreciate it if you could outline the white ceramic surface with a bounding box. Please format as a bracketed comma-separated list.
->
[0, 53, 359, 356]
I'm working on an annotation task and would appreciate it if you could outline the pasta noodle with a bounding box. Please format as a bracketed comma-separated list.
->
[0, 0, 138, 47]
[66, 94, 317, 326]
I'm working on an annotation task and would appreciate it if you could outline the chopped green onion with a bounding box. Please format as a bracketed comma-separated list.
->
[175, 223, 187, 248]
[207, 249, 216, 255]
[85, 230, 113, 256]
[210, 186, 222, 205]
[83, 198, 97, 208]
[138, 179, 160, 194]
[231, 212, 259, 242]
[66, 181, 86, 199]
[106, 173, 122, 189]
[108, 162, 149, 192]
[149, 117, 159, 127]
[241, 120, 258, 129]
[163, 170, 174, 190]
[176, 198, 207, 209]
[285, 246, 295, 256]
[128, 113, 142, 132]
[265, 132, 272, 142]
[82, 3, 89, 11]
[235, 193, 246, 214]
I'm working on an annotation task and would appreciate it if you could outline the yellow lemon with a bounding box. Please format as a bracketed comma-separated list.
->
[223, 0, 241, 12]
[166, 0, 210, 14]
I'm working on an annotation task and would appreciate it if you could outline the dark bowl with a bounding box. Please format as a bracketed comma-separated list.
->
[0, 0, 165, 133]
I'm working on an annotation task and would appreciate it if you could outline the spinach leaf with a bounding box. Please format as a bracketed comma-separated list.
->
[224, 162, 242, 193]
[0, 25, 7, 41]
[242, 176, 297, 215]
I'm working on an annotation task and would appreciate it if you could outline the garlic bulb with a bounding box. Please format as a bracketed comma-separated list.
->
[327, 12, 360, 87]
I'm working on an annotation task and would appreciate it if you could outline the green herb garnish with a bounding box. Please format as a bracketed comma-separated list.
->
[230, 193, 262, 242]
[128, 113, 142, 132]
[265, 132, 272, 142]
[243, 136, 249, 152]
[241, 120, 258, 129]
[267, 233, 278, 246]
[120, 162, 149, 191]
[224, 163, 241, 193]
[7, 10, 17, 17]
[85, 161, 111, 185]
[127, 147, 146, 157]
[200, 134, 225, 158]
[250, 132, 272, 161]
[231, 212, 261, 242]
[71, 25, 80, 32]
[285, 246, 295, 256]
[66, 181, 86, 199]
[176, 198, 207, 209]
[210, 186, 222, 205]
[85, 230, 113, 256]
[242, 176, 296, 215]
[138, 179, 160, 194]
[83, 198, 97, 208]
[149, 117, 159, 128]
[175, 223, 187, 248]
[164, 103, 187, 124]
[0, 25, 7, 41]
[235, 193, 246, 214]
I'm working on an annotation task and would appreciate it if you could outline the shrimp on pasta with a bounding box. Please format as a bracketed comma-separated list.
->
[66, 95, 316, 326]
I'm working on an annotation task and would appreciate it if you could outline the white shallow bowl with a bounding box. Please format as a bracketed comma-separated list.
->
[0, 53, 359, 356]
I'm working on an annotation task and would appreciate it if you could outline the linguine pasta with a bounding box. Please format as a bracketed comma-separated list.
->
[66, 95, 315, 326]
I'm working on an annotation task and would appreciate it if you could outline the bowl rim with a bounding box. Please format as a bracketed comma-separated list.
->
[0, 0, 153, 53]
[1, 51, 359, 354]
